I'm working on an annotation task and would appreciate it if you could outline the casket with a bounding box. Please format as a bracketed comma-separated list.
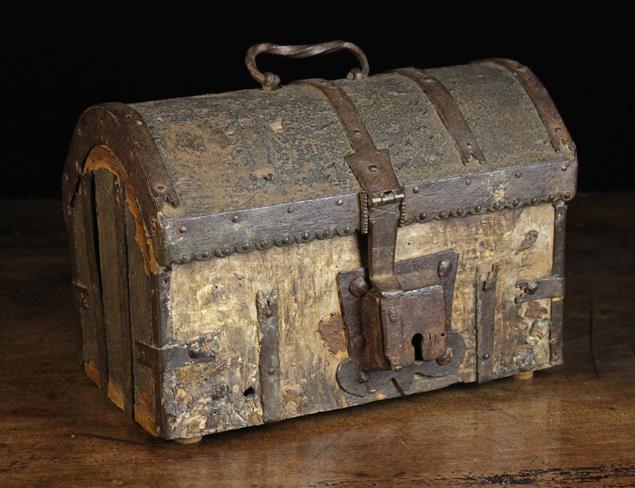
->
[61, 41, 577, 441]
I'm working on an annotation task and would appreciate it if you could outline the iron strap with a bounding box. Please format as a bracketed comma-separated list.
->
[476, 59, 575, 154]
[301, 79, 404, 283]
[300, 79, 401, 197]
[393, 68, 486, 165]
[476, 264, 499, 383]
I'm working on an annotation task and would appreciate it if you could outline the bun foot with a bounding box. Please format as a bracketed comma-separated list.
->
[174, 436, 203, 445]
[514, 371, 534, 381]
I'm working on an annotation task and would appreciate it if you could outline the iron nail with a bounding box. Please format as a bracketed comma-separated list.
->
[438, 259, 452, 278]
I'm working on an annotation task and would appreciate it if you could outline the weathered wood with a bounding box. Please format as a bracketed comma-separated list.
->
[94, 169, 132, 414]
[125, 207, 159, 435]
[77, 173, 108, 390]
[162, 204, 555, 439]
[1, 194, 634, 486]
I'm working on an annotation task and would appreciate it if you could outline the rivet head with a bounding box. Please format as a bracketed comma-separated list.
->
[281, 236, 290, 244]
[359, 371, 370, 383]
[436, 348, 453, 365]
[413, 186, 420, 193]
[349, 276, 369, 297]
[178, 225, 187, 234]
[512, 199, 520, 207]
[465, 178, 472, 186]
[301, 232, 310, 240]
[531, 197, 539, 205]
[439, 211, 449, 219]
[201, 250, 210, 258]
[336, 199, 344, 206]
[514, 171, 522, 178]
[265, 173, 274, 181]
[524, 281, 539, 294]
[548, 194, 555, 202]
[267, 368, 276, 375]
[482, 353, 490, 360]
[222, 247, 232, 256]
[287, 205, 294, 213]
[231, 215, 240, 223]
[259, 239, 269, 248]
[418, 212, 427, 221]
[474, 205, 482, 213]
[368, 165, 378, 172]
[438, 259, 452, 278]
[241, 242, 251, 250]
[563, 191, 572, 200]
[344, 226, 352, 233]
[561, 164, 568, 171]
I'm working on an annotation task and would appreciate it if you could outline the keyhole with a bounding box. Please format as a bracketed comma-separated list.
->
[412, 334, 423, 361]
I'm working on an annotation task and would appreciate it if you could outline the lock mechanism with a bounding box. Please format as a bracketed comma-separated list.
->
[301, 78, 465, 396]
[336, 249, 464, 397]
[335, 141, 464, 396]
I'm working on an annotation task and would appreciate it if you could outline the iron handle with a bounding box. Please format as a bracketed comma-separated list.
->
[245, 41, 369, 90]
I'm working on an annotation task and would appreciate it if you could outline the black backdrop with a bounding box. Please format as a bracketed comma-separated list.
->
[2, 8, 632, 198]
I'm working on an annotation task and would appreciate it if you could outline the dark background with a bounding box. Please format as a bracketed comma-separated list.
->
[2, 8, 632, 198]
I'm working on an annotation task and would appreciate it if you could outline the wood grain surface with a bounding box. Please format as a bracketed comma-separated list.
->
[164, 204, 555, 439]
[1, 193, 634, 487]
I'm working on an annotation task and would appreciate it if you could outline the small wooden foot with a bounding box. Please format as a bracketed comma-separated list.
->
[514, 371, 534, 381]
[174, 436, 203, 445]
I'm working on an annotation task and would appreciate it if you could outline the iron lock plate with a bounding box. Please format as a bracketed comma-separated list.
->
[336, 250, 465, 397]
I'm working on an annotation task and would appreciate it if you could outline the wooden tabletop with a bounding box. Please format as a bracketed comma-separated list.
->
[1, 193, 634, 487]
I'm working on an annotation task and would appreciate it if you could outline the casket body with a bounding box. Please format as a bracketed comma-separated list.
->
[62, 58, 577, 440]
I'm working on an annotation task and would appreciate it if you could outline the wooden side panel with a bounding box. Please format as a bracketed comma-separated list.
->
[94, 169, 133, 415]
[493, 206, 554, 376]
[125, 208, 159, 435]
[163, 204, 555, 439]
[71, 174, 107, 388]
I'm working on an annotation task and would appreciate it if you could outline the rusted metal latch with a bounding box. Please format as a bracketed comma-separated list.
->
[336, 250, 463, 396]
[297, 79, 465, 395]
